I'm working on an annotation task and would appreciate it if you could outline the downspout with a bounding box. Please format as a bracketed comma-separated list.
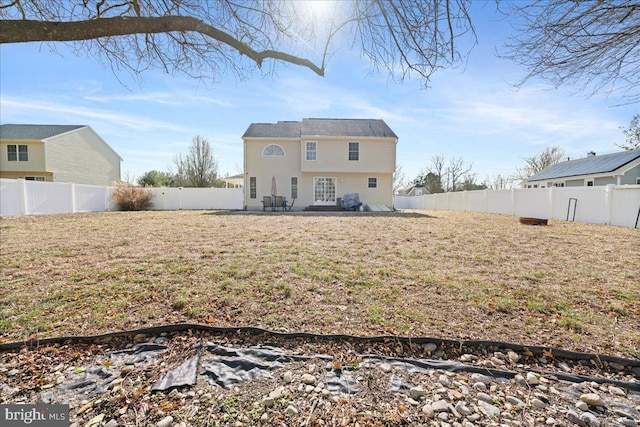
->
[243, 138, 247, 210]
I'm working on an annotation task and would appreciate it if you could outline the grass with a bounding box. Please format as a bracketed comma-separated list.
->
[0, 210, 639, 357]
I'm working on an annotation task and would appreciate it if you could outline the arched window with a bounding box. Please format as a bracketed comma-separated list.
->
[262, 144, 285, 156]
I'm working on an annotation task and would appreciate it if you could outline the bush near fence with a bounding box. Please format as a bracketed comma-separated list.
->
[0, 179, 244, 216]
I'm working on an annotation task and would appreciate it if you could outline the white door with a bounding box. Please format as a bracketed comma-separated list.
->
[313, 177, 336, 206]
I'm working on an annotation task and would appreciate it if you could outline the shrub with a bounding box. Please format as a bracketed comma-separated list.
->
[112, 182, 153, 211]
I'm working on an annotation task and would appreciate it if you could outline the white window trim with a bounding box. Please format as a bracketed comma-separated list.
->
[305, 141, 317, 161]
[348, 141, 359, 161]
[262, 144, 285, 156]
[7, 144, 29, 162]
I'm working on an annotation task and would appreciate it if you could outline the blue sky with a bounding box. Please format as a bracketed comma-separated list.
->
[1, 3, 638, 186]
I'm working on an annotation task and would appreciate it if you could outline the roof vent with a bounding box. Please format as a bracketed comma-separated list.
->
[587, 151, 596, 157]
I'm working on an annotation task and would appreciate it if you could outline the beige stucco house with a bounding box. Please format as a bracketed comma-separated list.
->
[0, 124, 121, 186]
[242, 118, 398, 210]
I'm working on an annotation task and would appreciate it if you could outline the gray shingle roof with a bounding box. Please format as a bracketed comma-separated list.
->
[242, 121, 301, 138]
[527, 149, 640, 182]
[0, 124, 85, 140]
[242, 118, 397, 139]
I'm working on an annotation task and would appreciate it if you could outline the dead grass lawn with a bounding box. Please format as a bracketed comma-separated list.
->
[1, 210, 638, 357]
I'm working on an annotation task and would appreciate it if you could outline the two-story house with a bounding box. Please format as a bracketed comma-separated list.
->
[242, 118, 398, 210]
[0, 124, 121, 186]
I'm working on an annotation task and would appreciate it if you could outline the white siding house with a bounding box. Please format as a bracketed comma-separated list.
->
[0, 124, 122, 186]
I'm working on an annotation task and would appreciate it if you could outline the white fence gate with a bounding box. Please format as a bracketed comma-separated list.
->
[0, 179, 244, 216]
[394, 185, 640, 228]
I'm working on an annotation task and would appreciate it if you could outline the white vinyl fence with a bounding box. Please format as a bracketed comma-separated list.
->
[0, 179, 244, 217]
[394, 185, 640, 228]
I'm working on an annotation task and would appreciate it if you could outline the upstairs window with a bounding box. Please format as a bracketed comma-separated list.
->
[306, 141, 317, 161]
[262, 144, 285, 156]
[7, 144, 28, 161]
[348, 142, 359, 161]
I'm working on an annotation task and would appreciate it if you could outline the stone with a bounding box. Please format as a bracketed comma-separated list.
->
[104, 420, 118, 427]
[439, 375, 451, 387]
[555, 362, 570, 372]
[531, 398, 547, 409]
[410, 386, 426, 399]
[301, 374, 317, 385]
[407, 398, 420, 406]
[39, 391, 54, 404]
[470, 373, 492, 385]
[580, 393, 604, 407]
[263, 397, 275, 408]
[608, 386, 625, 396]
[455, 401, 472, 416]
[566, 410, 588, 427]
[285, 405, 298, 416]
[507, 396, 525, 409]
[460, 354, 475, 362]
[618, 418, 637, 427]
[422, 404, 435, 418]
[432, 400, 450, 413]
[473, 382, 487, 391]
[269, 386, 285, 399]
[380, 363, 392, 373]
[507, 351, 521, 363]
[477, 392, 494, 404]
[156, 416, 174, 427]
[283, 371, 293, 384]
[478, 400, 500, 418]
[438, 412, 449, 421]
[424, 343, 438, 352]
[576, 401, 589, 411]
[580, 412, 600, 427]
[526, 372, 540, 385]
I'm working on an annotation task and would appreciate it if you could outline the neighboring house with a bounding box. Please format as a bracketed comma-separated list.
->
[397, 183, 426, 197]
[521, 149, 640, 188]
[0, 124, 121, 186]
[242, 118, 398, 210]
[221, 173, 244, 188]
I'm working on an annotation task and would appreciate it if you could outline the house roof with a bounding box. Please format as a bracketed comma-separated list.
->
[242, 118, 397, 139]
[0, 124, 86, 140]
[527, 149, 640, 182]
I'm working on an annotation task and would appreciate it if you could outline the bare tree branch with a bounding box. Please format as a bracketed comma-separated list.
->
[0, 0, 476, 86]
[502, 1, 640, 103]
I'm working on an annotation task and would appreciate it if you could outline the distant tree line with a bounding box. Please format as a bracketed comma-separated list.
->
[137, 135, 226, 188]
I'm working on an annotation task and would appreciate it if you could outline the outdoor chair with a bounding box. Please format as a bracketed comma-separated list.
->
[274, 196, 284, 211]
[262, 196, 273, 211]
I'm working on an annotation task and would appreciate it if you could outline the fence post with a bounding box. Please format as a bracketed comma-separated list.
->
[549, 186, 554, 220]
[70, 183, 76, 213]
[606, 184, 615, 225]
[20, 179, 28, 215]
[511, 188, 516, 217]
[484, 189, 488, 213]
